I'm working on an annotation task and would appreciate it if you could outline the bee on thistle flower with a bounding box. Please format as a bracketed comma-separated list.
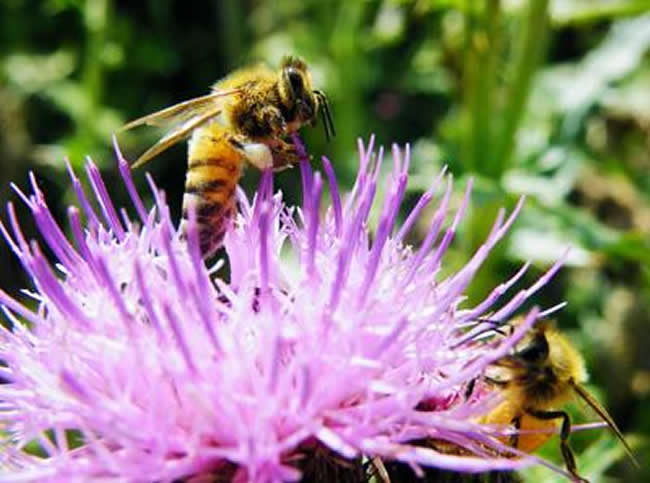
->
[0, 137, 580, 482]
[119, 56, 334, 258]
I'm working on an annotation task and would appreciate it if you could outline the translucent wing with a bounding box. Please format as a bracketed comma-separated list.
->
[130, 104, 224, 169]
[118, 88, 241, 132]
[120, 88, 242, 168]
[571, 381, 640, 468]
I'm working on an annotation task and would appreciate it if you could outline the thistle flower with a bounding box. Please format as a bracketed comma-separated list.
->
[0, 137, 569, 482]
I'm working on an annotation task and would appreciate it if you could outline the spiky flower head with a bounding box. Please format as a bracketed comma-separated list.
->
[0, 137, 566, 482]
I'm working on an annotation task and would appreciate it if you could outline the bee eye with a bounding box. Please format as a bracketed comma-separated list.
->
[288, 71, 303, 94]
[516, 334, 549, 363]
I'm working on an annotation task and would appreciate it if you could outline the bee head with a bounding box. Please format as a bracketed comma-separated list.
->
[516, 330, 551, 365]
[495, 325, 551, 375]
[279, 56, 335, 141]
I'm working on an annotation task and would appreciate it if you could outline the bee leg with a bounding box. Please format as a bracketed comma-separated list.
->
[270, 139, 303, 171]
[259, 105, 288, 137]
[464, 378, 477, 400]
[509, 415, 521, 449]
[236, 139, 273, 171]
[366, 456, 391, 483]
[525, 408, 589, 483]
[227, 135, 273, 171]
[465, 375, 508, 400]
[484, 376, 509, 388]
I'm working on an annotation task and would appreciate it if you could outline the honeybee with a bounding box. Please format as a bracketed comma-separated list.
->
[119, 56, 335, 257]
[475, 321, 638, 482]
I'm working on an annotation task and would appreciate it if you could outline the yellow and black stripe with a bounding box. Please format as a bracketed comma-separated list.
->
[181, 122, 245, 258]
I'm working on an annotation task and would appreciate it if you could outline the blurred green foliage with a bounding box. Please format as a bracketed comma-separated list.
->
[1, 0, 649, 481]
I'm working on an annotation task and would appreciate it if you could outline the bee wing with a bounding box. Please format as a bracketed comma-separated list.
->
[571, 381, 640, 468]
[130, 104, 223, 169]
[118, 88, 241, 132]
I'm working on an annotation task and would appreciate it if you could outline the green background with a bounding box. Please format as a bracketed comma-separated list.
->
[1, 1, 649, 481]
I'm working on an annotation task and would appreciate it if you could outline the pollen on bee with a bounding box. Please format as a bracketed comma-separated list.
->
[243, 143, 273, 170]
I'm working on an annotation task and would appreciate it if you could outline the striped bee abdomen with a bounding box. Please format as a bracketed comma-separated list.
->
[181, 123, 245, 258]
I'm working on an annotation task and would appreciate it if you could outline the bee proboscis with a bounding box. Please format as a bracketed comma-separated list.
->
[119, 56, 334, 258]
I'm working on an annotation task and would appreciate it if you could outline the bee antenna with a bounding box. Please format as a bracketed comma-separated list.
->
[314, 90, 336, 142]
[450, 317, 512, 349]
